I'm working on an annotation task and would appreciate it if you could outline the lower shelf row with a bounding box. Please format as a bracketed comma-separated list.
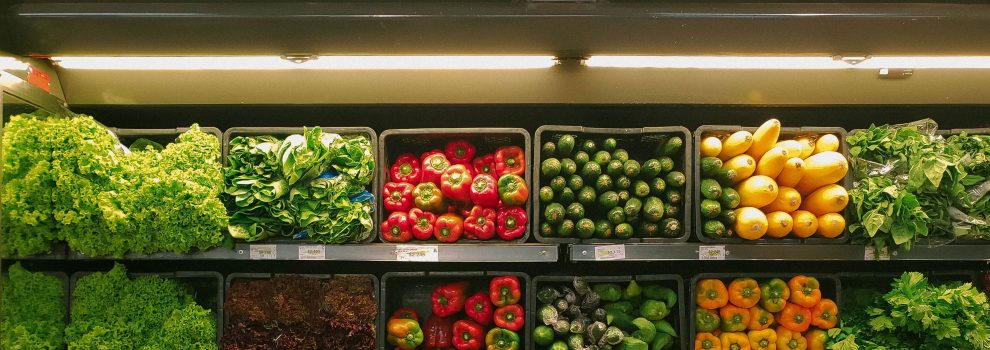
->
[2, 264, 987, 350]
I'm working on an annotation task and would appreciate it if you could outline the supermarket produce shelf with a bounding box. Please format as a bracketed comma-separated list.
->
[61, 244, 558, 262]
[568, 243, 990, 261]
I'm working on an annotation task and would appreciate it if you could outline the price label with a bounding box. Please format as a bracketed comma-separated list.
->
[699, 246, 727, 260]
[594, 245, 626, 261]
[298, 245, 325, 260]
[396, 245, 439, 262]
[249, 245, 277, 260]
[864, 246, 891, 260]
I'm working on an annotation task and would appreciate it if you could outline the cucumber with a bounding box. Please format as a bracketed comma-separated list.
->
[540, 222, 554, 237]
[541, 141, 556, 159]
[541, 158, 561, 178]
[623, 198, 643, 218]
[550, 176, 567, 192]
[719, 209, 737, 226]
[700, 199, 722, 219]
[576, 218, 596, 239]
[633, 180, 651, 198]
[664, 190, 682, 205]
[614, 223, 634, 239]
[578, 186, 598, 207]
[567, 175, 584, 192]
[539, 186, 555, 203]
[545, 203, 566, 224]
[649, 178, 667, 196]
[581, 162, 603, 182]
[617, 190, 631, 203]
[558, 188, 575, 205]
[660, 218, 682, 237]
[595, 174, 615, 193]
[557, 219, 575, 238]
[560, 158, 578, 177]
[700, 178, 722, 200]
[574, 151, 590, 168]
[607, 207, 626, 225]
[594, 151, 613, 167]
[637, 222, 660, 237]
[556, 134, 576, 157]
[602, 137, 618, 152]
[700, 157, 723, 178]
[643, 196, 665, 222]
[606, 159, 624, 176]
[719, 188, 741, 209]
[598, 191, 620, 210]
[658, 136, 683, 157]
[566, 202, 586, 221]
[663, 204, 680, 219]
[581, 139, 598, 153]
[664, 171, 686, 188]
[623, 160, 641, 178]
[612, 149, 630, 163]
[640, 159, 662, 179]
[714, 168, 738, 187]
[594, 219, 615, 239]
[703, 220, 727, 238]
[657, 156, 675, 174]
[615, 175, 632, 191]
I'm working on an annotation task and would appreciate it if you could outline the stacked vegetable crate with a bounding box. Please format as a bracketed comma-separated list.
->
[694, 122, 851, 243]
[377, 128, 533, 244]
[531, 275, 686, 350]
[534, 126, 691, 243]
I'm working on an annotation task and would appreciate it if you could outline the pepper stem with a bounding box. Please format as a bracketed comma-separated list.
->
[400, 163, 413, 176]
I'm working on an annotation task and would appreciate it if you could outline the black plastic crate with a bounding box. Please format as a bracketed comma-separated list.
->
[534, 125, 692, 243]
[222, 126, 380, 244]
[694, 125, 852, 244]
[380, 271, 532, 350]
[0, 269, 70, 325]
[531, 274, 687, 350]
[378, 128, 532, 243]
[687, 273, 842, 340]
[69, 270, 224, 346]
[110, 126, 223, 157]
[223, 273, 380, 349]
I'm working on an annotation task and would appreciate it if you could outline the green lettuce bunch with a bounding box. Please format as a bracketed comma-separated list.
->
[2, 115, 59, 256]
[0, 263, 66, 350]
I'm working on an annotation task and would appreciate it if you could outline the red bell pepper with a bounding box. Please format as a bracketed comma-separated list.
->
[390, 308, 420, 322]
[435, 213, 464, 243]
[494, 146, 525, 176]
[490, 276, 522, 307]
[445, 139, 477, 166]
[465, 292, 493, 326]
[381, 211, 412, 243]
[422, 152, 451, 186]
[496, 207, 527, 241]
[391, 153, 422, 184]
[470, 174, 499, 208]
[441, 164, 474, 202]
[414, 182, 448, 214]
[423, 314, 455, 350]
[432, 281, 470, 317]
[497, 174, 528, 207]
[452, 320, 485, 350]
[421, 149, 443, 163]
[464, 205, 497, 240]
[493, 304, 524, 332]
[409, 208, 437, 240]
[384, 182, 415, 212]
[473, 153, 496, 178]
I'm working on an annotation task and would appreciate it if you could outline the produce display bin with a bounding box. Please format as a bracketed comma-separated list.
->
[693, 125, 852, 244]
[380, 271, 533, 350]
[378, 128, 532, 243]
[531, 274, 687, 350]
[222, 126, 380, 244]
[533, 126, 693, 244]
[69, 270, 224, 345]
[688, 273, 841, 339]
[0, 269, 70, 325]
[109, 126, 223, 157]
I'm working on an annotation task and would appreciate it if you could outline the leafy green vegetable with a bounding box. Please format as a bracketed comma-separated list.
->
[0, 263, 66, 349]
[65, 263, 217, 349]
[1, 115, 59, 256]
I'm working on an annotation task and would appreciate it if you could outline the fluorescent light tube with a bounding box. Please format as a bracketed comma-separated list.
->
[585, 56, 990, 69]
[53, 56, 558, 70]
[0, 57, 28, 71]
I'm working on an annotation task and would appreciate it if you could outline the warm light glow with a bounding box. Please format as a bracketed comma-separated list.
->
[53, 56, 559, 70]
[585, 56, 990, 69]
[0, 57, 29, 71]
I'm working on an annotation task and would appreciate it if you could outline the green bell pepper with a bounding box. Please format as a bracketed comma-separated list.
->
[642, 285, 677, 309]
[631, 317, 657, 343]
[651, 333, 674, 350]
[622, 337, 649, 350]
[695, 308, 720, 332]
[624, 280, 643, 300]
[593, 283, 623, 302]
[485, 327, 520, 350]
[639, 299, 669, 321]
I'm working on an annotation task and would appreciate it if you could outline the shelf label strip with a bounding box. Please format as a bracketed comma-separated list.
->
[699, 245, 727, 260]
[395, 245, 439, 262]
[249, 244, 277, 260]
[298, 245, 325, 260]
[594, 245, 626, 261]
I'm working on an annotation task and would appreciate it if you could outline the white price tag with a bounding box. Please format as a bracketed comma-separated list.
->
[699, 246, 727, 260]
[594, 245, 626, 261]
[249, 245, 277, 260]
[298, 245, 325, 260]
[396, 245, 439, 262]
[864, 246, 891, 260]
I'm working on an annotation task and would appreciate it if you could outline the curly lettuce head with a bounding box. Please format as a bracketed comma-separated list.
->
[0, 263, 66, 349]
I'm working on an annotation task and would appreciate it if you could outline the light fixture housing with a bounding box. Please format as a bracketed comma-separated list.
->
[52, 55, 560, 70]
[584, 55, 990, 69]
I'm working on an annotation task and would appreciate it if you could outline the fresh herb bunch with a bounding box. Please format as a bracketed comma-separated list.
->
[828, 272, 990, 350]
[65, 263, 217, 349]
[0, 263, 66, 349]
[847, 119, 990, 251]
[225, 127, 376, 243]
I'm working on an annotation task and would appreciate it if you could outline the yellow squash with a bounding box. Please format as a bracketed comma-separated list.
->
[735, 207, 769, 240]
[762, 187, 801, 213]
[817, 213, 846, 238]
[736, 175, 779, 208]
[724, 154, 757, 182]
[791, 210, 818, 238]
[795, 151, 848, 195]
[746, 119, 781, 160]
[765, 211, 794, 238]
[755, 146, 789, 178]
[801, 184, 849, 216]
[795, 136, 816, 159]
[701, 136, 723, 157]
[814, 134, 840, 154]
[774, 140, 803, 159]
[718, 131, 754, 161]
[777, 158, 805, 188]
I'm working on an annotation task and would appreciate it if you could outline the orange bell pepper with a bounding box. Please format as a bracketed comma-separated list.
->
[728, 278, 761, 309]
[696, 332, 722, 350]
[811, 299, 838, 329]
[697, 279, 729, 309]
[747, 329, 777, 350]
[719, 305, 751, 332]
[777, 303, 812, 332]
[805, 328, 827, 350]
[719, 332, 751, 350]
[748, 306, 774, 331]
[787, 276, 821, 308]
[775, 327, 807, 350]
